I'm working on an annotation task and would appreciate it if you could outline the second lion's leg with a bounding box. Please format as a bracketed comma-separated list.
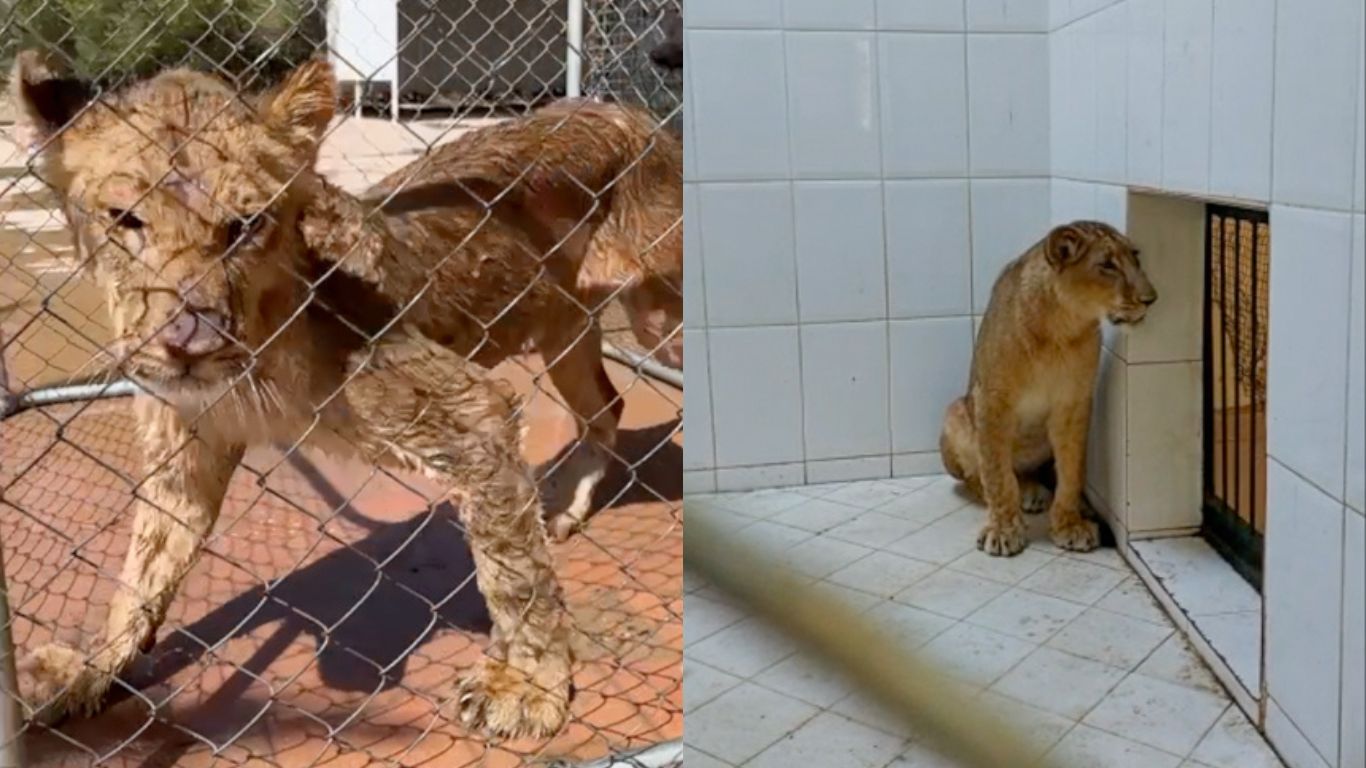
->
[341, 336, 571, 739]
[623, 280, 683, 369]
[974, 395, 1027, 556]
[22, 397, 243, 719]
[539, 314, 621, 540]
[1047, 395, 1100, 552]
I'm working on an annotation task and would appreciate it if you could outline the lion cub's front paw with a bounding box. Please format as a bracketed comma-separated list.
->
[1051, 517, 1100, 552]
[977, 517, 1027, 557]
[450, 657, 569, 740]
[19, 643, 90, 723]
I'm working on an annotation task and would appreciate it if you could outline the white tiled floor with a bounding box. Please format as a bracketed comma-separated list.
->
[685, 476, 1285, 767]
[1130, 537, 1263, 692]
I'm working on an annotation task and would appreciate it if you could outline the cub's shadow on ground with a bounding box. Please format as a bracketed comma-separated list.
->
[31, 420, 680, 766]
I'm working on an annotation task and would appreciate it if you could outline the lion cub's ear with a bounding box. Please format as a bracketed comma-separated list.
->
[9, 49, 95, 155]
[261, 58, 336, 151]
[1044, 223, 1089, 270]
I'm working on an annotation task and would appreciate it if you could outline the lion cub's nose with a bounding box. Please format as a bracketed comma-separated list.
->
[159, 309, 229, 360]
[1140, 290, 1158, 306]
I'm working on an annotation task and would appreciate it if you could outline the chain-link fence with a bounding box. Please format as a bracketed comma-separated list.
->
[0, 1, 682, 765]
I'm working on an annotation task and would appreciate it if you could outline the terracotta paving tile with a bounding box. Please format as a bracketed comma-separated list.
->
[1, 356, 682, 766]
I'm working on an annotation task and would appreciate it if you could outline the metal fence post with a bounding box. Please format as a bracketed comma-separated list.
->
[0, 540, 25, 768]
[0, 329, 15, 767]
[566, 0, 584, 97]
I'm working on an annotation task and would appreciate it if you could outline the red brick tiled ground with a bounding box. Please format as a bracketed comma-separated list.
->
[0, 359, 682, 767]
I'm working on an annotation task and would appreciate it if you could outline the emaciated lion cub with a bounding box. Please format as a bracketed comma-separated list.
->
[940, 221, 1157, 556]
[11, 55, 575, 738]
[299, 94, 683, 538]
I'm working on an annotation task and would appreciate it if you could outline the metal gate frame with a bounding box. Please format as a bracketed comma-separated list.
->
[1201, 203, 1270, 591]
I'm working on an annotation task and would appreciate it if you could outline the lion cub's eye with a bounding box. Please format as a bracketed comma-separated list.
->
[1099, 260, 1119, 274]
[225, 213, 267, 250]
[108, 208, 144, 230]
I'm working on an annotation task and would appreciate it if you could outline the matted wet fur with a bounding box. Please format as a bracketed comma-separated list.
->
[347, 95, 684, 371]
[10, 54, 575, 739]
[300, 94, 682, 536]
[939, 221, 1157, 557]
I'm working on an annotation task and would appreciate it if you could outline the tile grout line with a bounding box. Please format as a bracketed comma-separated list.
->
[682, 27, 722, 484]
[962, 2, 978, 319]
[1185, 702, 1238, 762]
[1203, 0, 1216, 197]
[1268, 454, 1350, 517]
[866, 0, 897, 475]
[1335, 21, 1366, 757]
[775, 21, 810, 486]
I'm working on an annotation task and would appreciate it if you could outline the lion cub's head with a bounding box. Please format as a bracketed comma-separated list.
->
[1043, 220, 1157, 325]
[10, 53, 337, 402]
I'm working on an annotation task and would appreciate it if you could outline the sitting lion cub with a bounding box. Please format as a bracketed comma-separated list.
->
[11, 55, 572, 738]
[940, 221, 1156, 556]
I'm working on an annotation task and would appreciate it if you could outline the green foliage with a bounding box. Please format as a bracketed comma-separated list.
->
[2, 0, 326, 87]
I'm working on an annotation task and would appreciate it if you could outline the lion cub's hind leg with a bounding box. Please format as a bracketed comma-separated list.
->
[939, 397, 983, 499]
[1019, 479, 1053, 514]
[1014, 451, 1056, 516]
[942, 397, 1051, 546]
[340, 334, 572, 739]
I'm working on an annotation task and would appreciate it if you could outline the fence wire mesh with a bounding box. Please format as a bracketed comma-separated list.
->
[0, 1, 683, 766]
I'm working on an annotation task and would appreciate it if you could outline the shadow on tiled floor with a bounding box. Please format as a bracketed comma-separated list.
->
[684, 476, 1284, 768]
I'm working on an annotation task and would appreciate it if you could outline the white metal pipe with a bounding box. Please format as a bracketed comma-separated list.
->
[0, 346, 681, 418]
[1, 378, 141, 419]
[566, 0, 585, 98]
[602, 342, 682, 390]
[560, 739, 681, 768]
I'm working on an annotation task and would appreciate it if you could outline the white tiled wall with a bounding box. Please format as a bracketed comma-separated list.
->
[1266, 461, 1346, 766]
[1052, 2, 1365, 766]
[684, 2, 1363, 759]
[685, 0, 1051, 491]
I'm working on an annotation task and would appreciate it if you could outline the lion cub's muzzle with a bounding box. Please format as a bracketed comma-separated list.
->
[1110, 286, 1158, 325]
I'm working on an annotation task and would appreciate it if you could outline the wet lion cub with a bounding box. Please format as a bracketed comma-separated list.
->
[940, 221, 1157, 556]
[11, 55, 572, 738]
